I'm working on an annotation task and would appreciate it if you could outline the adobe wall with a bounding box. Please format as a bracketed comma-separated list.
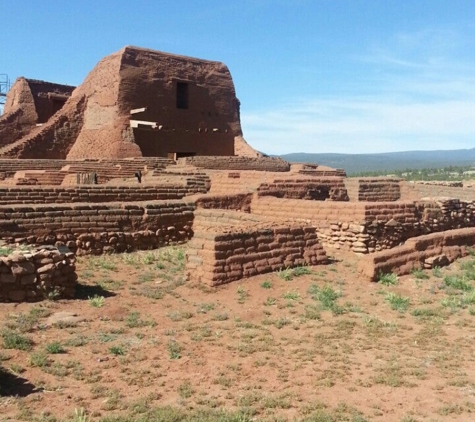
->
[186, 209, 327, 286]
[195, 193, 253, 212]
[179, 156, 291, 172]
[0, 200, 194, 255]
[0, 185, 194, 205]
[0, 247, 77, 302]
[251, 196, 475, 254]
[358, 228, 475, 281]
[257, 178, 349, 201]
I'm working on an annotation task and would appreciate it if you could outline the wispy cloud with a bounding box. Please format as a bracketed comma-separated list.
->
[242, 27, 475, 155]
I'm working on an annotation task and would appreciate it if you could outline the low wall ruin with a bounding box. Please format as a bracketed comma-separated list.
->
[186, 209, 327, 286]
[0, 247, 77, 302]
[257, 178, 349, 201]
[178, 156, 291, 172]
[358, 228, 475, 281]
[0, 201, 194, 254]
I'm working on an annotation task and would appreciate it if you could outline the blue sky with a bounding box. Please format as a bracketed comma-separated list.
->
[2, 0, 474, 154]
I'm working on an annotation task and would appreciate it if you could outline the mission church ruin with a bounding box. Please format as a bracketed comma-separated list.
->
[0, 46, 258, 160]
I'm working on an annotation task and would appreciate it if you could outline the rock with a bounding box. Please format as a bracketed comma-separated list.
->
[45, 312, 85, 327]
[11, 261, 36, 276]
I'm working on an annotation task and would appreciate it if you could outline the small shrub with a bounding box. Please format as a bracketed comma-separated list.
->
[177, 380, 195, 398]
[46, 341, 66, 354]
[88, 295, 105, 308]
[292, 266, 312, 277]
[29, 351, 50, 368]
[377, 272, 398, 285]
[432, 266, 443, 278]
[1, 330, 33, 351]
[444, 275, 473, 291]
[167, 340, 182, 359]
[109, 346, 126, 356]
[260, 281, 272, 289]
[278, 267, 293, 281]
[411, 268, 429, 280]
[385, 292, 410, 312]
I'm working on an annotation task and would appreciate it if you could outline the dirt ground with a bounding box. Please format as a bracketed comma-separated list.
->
[1, 246, 475, 421]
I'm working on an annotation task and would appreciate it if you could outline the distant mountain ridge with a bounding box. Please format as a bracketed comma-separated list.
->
[278, 148, 475, 175]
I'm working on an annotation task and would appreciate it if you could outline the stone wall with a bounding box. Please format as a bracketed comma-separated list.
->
[179, 156, 291, 172]
[195, 193, 253, 212]
[186, 209, 327, 286]
[358, 228, 475, 281]
[0, 247, 77, 302]
[0, 200, 195, 254]
[356, 178, 401, 201]
[251, 196, 475, 254]
[0, 184, 207, 205]
[257, 178, 349, 201]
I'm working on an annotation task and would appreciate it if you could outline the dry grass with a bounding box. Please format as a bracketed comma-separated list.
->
[1, 247, 475, 421]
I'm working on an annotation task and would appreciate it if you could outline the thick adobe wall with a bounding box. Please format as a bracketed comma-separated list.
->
[0, 78, 37, 148]
[251, 196, 475, 254]
[186, 209, 327, 286]
[257, 178, 349, 201]
[358, 228, 475, 281]
[68, 46, 244, 159]
[179, 156, 291, 172]
[0, 201, 194, 255]
[0, 247, 77, 302]
[195, 193, 253, 212]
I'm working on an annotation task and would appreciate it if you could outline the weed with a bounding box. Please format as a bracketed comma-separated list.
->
[177, 380, 195, 398]
[377, 272, 398, 285]
[46, 341, 66, 354]
[411, 268, 430, 280]
[88, 295, 105, 308]
[278, 267, 293, 281]
[292, 266, 313, 277]
[444, 275, 473, 291]
[167, 310, 194, 322]
[0, 246, 14, 256]
[125, 311, 156, 328]
[264, 297, 277, 306]
[237, 287, 249, 303]
[29, 351, 50, 368]
[283, 291, 300, 301]
[1, 330, 33, 351]
[309, 284, 341, 311]
[73, 407, 90, 422]
[110, 346, 126, 356]
[167, 340, 182, 359]
[260, 280, 272, 289]
[197, 302, 215, 313]
[212, 312, 229, 321]
[385, 292, 410, 312]
[432, 266, 443, 278]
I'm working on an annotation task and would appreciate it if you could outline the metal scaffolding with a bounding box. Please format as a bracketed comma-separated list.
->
[0, 74, 11, 115]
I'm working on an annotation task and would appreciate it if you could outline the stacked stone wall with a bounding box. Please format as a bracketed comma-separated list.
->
[358, 228, 475, 281]
[0, 185, 200, 205]
[0, 247, 77, 302]
[195, 193, 253, 212]
[179, 156, 290, 172]
[357, 178, 401, 201]
[0, 201, 194, 254]
[257, 178, 349, 201]
[186, 209, 327, 286]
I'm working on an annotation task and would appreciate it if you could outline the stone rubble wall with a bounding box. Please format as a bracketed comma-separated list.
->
[0, 247, 77, 302]
[358, 228, 475, 281]
[0, 200, 195, 254]
[257, 178, 349, 201]
[178, 156, 291, 172]
[186, 209, 327, 286]
[251, 196, 475, 254]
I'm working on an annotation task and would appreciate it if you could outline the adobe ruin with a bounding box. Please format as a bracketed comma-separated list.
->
[0, 46, 259, 160]
[1, 46, 475, 301]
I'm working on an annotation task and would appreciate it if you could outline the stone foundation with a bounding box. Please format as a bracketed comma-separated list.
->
[0, 247, 77, 302]
[358, 228, 475, 281]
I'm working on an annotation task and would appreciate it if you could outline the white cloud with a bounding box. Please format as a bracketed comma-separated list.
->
[242, 27, 475, 155]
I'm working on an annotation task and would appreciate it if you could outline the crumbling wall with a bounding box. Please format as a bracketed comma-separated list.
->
[0, 247, 77, 302]
[186, 209, 327, 286]
[0, 201, 194, 254]
[195, 193, 253, 212]
[358, 228, 475, 281]
[179, 156, 291, 172]
[400, 181, 475, 202]
[257, 178, 349, 201]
